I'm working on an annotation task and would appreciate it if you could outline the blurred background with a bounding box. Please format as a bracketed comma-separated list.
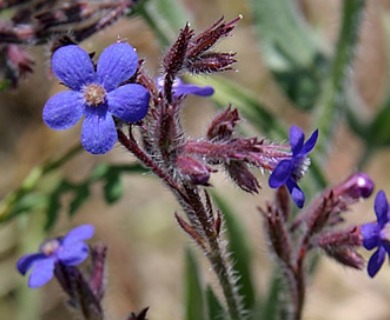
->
[2, 0, 390, 319]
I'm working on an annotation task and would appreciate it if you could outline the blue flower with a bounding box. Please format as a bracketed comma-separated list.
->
[361, 191, 390, 277]
[268, 125, 318, 208]
[43, 43, 150, 154]
[157, 76, 214, 98]
[16, 225, 94, 288]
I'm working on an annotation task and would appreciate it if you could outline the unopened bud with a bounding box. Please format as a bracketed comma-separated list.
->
[323, 246, 364, 270]
[207, 107, 240, 141]
[333, 172, 374, 200]
[176, 154, 212, 186]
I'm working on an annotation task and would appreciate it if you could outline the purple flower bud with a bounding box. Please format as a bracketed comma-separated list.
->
[332, 172, 374, 200]
[176, 154, 213, 186]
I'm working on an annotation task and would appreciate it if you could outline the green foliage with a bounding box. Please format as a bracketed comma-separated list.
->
[185, 248, 207, 320]
[44, 162, 148, 230]
[0, 155, 148, 230]
[206, 286, 226, 320]
[249, 0, 328, 110]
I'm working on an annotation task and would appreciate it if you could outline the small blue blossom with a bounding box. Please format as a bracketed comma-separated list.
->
[16, 225, 94, 288]
[43, 42, 150, 154]
[268, 125, 318, 208]
[157, 76, 214, 98]
[361, 191, 390, 277]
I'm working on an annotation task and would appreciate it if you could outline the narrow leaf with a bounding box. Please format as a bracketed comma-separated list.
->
[206, 286, 226, 320]
[185, 248, 207, 320]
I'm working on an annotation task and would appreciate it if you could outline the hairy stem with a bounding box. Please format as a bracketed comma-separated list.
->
[183, 187, 244, 320]
[117, 128, 244, 319]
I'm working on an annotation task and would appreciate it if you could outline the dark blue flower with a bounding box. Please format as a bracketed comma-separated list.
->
[16, 225, 94, 288]
[361, 191, 390, 277]
[268, 125, 318, 208]
[157, 76, 214, 98]
[43, 42, 150, 154]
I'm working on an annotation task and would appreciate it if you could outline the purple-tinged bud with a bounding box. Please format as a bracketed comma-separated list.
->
[207, 106, 240, 141]
[163, 24, 193, 76]
[275, 186, 290, 221]
[187, 16, 242, 58]
[332, 172, 374, 201]
[185, 52, 236, 74]
[323, 246, 364, 270]
[259, 204, 292, 265]
[226, 161, 260, 194]
[89, 243, 107, 301]
[315, 227, 362, 248]
[176, 154, 213, 186]
[175, 213, 207, 250]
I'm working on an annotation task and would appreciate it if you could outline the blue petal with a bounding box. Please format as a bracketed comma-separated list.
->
[289, 126, 305, 155]
[97, 42, 138, 92]
[286, 179, 305, 208]
[269, 160, 293, 188]
[28, 257, 56, 288]
[43, 91, 84, 130]
[52, 45, 95, 90]
[367, 247, 386, 278]
[57, 242, 89, 266]
[174, 83, 215, 97]
[81, 106, 117, 154]
[301, 129, 319, 155]
[16, 253, 46, 275]
[361, 223, 380, 250]
[63, 225, 95, 245]
[107, 84, 150, 123]
[375, 191, 389, 226]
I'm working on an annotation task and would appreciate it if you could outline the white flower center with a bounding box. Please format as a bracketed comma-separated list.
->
[83, 84, 106, 106]
[41, 239, 60, 256]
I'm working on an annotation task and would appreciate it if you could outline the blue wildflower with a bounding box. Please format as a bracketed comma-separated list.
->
[361, 191, 390, 277]
[16, 225, 94, 288]
[43, 42, 150, 154]
[268, 125, 318, 208]
[157, 76, 214, 98]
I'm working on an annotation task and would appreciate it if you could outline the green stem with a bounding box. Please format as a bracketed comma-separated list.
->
[135, 2, 170, 46]
[315, 0, 366, 159]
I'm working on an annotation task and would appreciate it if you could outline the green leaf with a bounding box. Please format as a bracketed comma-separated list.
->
[249, 0, 328, 110]
[45, 180, 72, 230]
[135, 0, 188, 46]
[258, 273, 282, 320]
[0, 79, 11, 91]
[366, 101, 390, 147]
[206, 286, 226, 320]
[211, 192, 256, 315]
[185, 248, 207, 320]
[69, 183, 90, 215]
[315, 0, 366, 158]
[103, 173, 123, 204]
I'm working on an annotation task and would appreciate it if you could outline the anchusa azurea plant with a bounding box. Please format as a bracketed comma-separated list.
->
[9, 8, 390, 320]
